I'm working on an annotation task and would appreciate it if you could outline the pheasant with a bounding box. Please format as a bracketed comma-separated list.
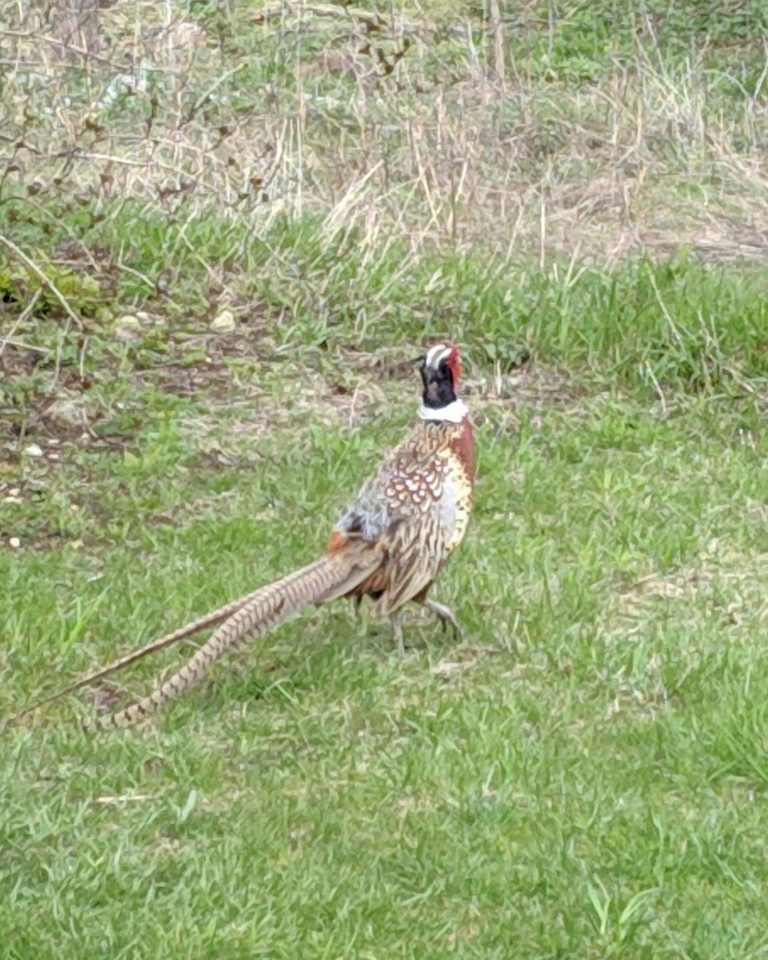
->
[7, 343, 475, 731]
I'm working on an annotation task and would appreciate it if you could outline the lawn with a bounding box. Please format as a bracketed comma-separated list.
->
[2, 1, 768, 957]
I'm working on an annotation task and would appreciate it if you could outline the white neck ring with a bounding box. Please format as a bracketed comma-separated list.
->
[418, 398, 468, 424]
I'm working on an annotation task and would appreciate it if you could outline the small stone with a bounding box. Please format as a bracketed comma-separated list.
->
[210, 309, 236, 332]
[47, 398, 85, 426]
[115, 315, 142, 341]
[9, 537, 21, 548]
[24, 443, 43, 458]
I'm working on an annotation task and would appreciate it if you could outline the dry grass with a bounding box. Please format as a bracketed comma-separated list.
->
[3, 0, 768, 270]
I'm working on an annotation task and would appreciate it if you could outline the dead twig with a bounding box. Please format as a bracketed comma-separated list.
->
[0, 234, 82, 331]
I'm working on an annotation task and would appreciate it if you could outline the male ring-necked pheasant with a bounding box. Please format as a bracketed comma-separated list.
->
[8, 344, 475, 730]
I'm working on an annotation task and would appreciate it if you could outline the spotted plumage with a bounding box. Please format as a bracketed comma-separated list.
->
[334, 412, 474, 621]
[6, 344, 474, 731]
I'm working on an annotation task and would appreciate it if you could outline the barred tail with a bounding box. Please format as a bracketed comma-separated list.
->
[2, 590, 260, 731]
[90, 545, 383, 731]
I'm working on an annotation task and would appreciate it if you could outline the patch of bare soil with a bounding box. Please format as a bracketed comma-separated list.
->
[465, 359, 592, 435]
[613, 541, 768, 635]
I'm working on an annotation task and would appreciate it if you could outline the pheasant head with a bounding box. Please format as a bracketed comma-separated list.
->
[418, 343, 466, 423]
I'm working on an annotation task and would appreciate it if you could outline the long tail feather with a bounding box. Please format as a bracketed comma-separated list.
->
[2, 590, 265, 731]
[90, 545, 383, 731]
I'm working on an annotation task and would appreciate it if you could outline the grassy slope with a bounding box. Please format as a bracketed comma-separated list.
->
[2, 1, 768, 957]
[4, 386, 768, 958]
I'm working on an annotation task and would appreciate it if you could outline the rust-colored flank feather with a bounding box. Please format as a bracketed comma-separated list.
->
[6, 343, 475, 732]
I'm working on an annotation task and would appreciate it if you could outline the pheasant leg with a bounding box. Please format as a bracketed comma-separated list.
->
[420, 597, 463, 640]
[389, 611, 406, 657]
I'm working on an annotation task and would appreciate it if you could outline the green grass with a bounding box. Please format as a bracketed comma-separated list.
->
[3, 367, 768, 957]
[3, 0, 768, 956]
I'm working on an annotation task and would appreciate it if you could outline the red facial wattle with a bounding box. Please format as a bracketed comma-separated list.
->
[444, 346, 461, 385]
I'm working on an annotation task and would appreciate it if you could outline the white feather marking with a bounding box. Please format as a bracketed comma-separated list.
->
[425, 344, 451, 369]
[418, 398, 468, 424]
